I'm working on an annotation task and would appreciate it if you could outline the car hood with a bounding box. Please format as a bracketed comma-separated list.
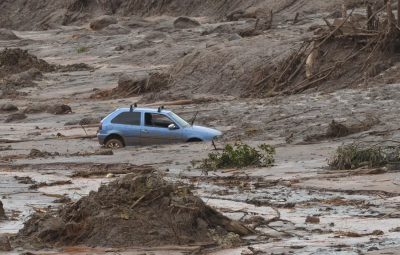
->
[186, 125, 222, 136]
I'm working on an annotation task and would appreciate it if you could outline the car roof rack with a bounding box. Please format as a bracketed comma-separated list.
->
[130, 103, 138, 112]
[157, 105, 165, 112]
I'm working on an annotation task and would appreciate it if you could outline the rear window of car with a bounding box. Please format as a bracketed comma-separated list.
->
[111, 112, 141, 125]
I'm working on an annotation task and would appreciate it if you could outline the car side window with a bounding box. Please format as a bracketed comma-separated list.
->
[111, 112, 141, 125]
[145, 113, 177, 128]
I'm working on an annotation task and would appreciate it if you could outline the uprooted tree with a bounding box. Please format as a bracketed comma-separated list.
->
[248, 2, 400, 97]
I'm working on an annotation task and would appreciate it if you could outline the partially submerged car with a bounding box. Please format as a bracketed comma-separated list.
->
[98, 105, 222, 148]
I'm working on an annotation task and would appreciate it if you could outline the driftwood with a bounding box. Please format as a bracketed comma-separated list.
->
[146, 99, 194, 106]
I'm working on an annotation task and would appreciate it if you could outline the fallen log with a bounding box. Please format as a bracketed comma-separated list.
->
[146, 100, 194, 106]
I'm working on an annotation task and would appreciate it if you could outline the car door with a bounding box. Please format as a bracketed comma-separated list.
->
[109, 111, 141, 146]
[141, 112, 182, 146]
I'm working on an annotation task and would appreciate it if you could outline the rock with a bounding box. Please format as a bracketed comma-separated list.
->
[0, 234, 11, 251]
[372, 230, 384, 235]
[305, 216, 320, 224]
[47, 104, 72, 115]
[4, 112, 27, 123]
[27, 132, 41, 136]
[99, 24, 130, 35]
[0, 28, 19, 40]
[8, 68, 42, 83]
[0, 200, 5, 218]
[64, 120, 80, 126]
[90, 15, 118, 30]
[389, 227, 400, 232]
[1, 103, 18, 111]
[24, 105, 48, 114]
[79, 117, 101, 125]
[173, 17, 201, 29]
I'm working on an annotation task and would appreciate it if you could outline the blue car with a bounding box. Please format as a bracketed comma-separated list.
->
[98, 105, 222, 148]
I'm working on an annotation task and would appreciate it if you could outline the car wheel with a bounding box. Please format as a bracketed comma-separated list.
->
[105, 139, 124, 148]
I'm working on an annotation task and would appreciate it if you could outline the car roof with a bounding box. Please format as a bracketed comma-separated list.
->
[116, 107, 172, 114]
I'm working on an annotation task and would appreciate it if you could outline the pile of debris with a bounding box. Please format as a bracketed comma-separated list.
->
[13, 174, 252, 250]
[0, 48, 55, 79]
[90, 71, 170, 99]
[305, 116, 379, 142]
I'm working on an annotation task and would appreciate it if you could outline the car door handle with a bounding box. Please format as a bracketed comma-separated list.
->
[142, 130, 149, 133]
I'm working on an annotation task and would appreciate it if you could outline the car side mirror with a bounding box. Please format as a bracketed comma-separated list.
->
[168, 124, 176, 130]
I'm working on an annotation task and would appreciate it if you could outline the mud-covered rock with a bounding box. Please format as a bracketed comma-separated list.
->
[0, 200, 5, 218]
[79, 117, 101, 125]
[24, 105, 48, 114]
[4, 112, 26, 123]
[90, 15, 118, 30]
[99, 24, 130, 35]
[58, 63, 92, 72]
[173, 17, 201, 29]
[0, 234, 11, 251]
[305, 216, 320, 224]
[1, 103, 18, 112]
[0, 28, 19, 40]
[6, 68, 42, 87]
[47, 104, 72, 115]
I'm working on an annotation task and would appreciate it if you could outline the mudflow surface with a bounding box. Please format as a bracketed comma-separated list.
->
[1, 0, 400, 255]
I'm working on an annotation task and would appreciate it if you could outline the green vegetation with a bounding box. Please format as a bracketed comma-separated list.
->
[76, 42, 89, 53]
[328, 141, 400, 170]
[200, 143, 275, 172]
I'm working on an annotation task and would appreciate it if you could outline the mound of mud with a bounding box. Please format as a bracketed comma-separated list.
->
[0, 28, 19, 40]
[24, 104, 72, 115]
[4, 112, 26, 123]
[57, 63, 93, 72]
[173, 17, 201, 29]
[14, 174, 250, 249]
[91, 71, 169, 99]
[167, 36, 299, 96]
[305, 117, 380, 142]
[0, 48, 55, 79]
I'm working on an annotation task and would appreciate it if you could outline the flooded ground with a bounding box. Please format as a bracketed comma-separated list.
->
[2, 2, 400, 254]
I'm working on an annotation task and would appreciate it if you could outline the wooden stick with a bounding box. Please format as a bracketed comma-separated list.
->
[387, 2, 395, 27]
[293, 12, 299, 24]
[342, 4, 347, 19]
[398, 0, 400, 26]
[367, 5, 373, 30]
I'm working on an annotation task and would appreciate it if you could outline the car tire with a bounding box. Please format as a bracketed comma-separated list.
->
[105, 139, 124, 149]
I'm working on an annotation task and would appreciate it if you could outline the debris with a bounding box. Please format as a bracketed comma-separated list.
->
[30, 180, 72, 189]
[47, 104, 72, 115]
[14, 174, 252, 249]
[0, 103, 18, 112]
[305, 117, 379, 142]
[4, 112, 27, 123]
[90, 15, 118, 30]
[29, 149, 59, 158]
[57, 63, 93, 72]
[0, 48, 55, 80]
[70, 165, 154, 178]
[173, 17, 201, 29]
[305, 216, 320, 224]
[0, 234, 11, 251]
[0, 200, 5, 219]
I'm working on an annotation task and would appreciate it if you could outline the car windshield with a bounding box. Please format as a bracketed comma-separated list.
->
[169, 112, 190, 128]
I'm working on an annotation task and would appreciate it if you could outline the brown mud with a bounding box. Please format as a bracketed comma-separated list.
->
[13, 173, 250, 249]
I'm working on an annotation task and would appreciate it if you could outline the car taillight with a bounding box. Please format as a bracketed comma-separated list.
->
[99, 122, 102, 130]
